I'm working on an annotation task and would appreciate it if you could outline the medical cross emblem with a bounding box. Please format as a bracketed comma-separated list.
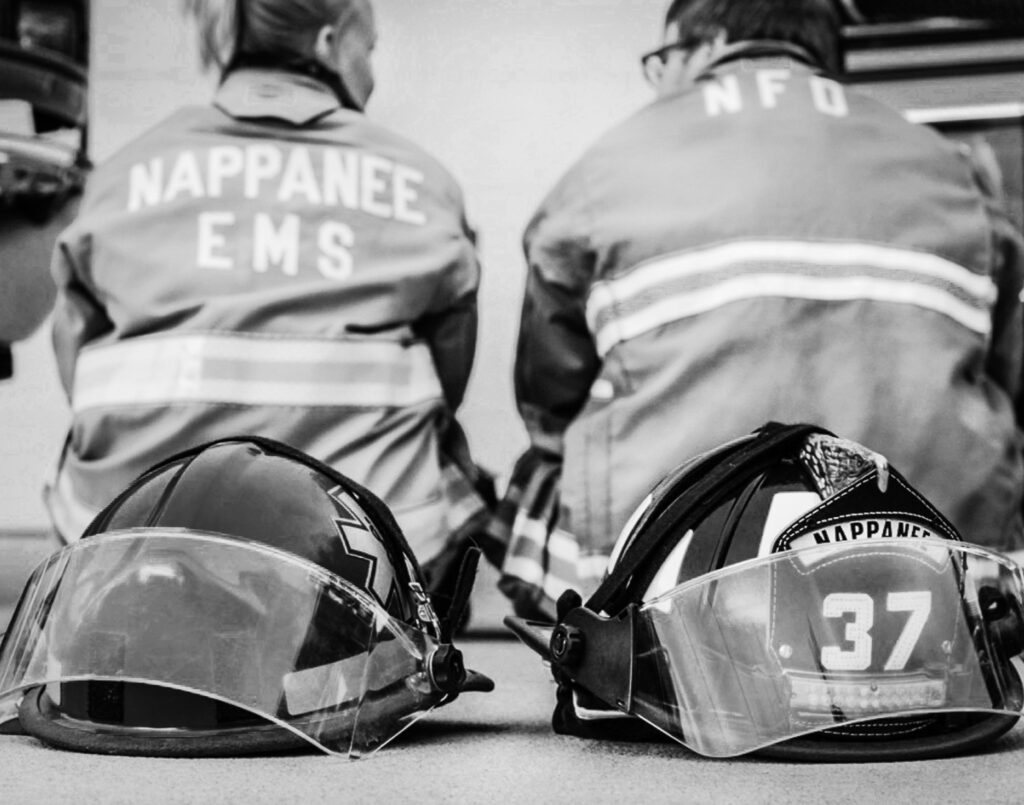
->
[328, 485, 398, 611]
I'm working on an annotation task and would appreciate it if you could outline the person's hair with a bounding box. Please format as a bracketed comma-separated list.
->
[182, 0, 362, 72]
[664, 0, 842, 73]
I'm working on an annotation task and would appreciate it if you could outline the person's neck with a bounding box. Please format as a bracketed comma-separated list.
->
[223, 54, 365, 112]
[701, 39, 822, 74]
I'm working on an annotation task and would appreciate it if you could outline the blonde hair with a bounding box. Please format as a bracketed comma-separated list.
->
[182, 0, 363, 72]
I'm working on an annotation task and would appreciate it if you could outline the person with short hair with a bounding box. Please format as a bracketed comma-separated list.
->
[499, 0, 1024, 617]
[46, 0, 494, 594]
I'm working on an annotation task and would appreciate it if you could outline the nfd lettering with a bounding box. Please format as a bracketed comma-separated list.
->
[703, 70, 848, 118]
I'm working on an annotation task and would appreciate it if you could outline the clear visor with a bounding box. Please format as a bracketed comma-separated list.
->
[631, 541, 1024, 757]
[0, 530, 448, 758]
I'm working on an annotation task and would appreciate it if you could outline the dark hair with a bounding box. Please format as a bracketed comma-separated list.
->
[182, 0, 365, 72]
[664, 0, 842, 73]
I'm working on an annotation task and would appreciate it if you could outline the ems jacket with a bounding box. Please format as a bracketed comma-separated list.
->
[514, 47, 1024, 590]
[47, 68, 487, 561]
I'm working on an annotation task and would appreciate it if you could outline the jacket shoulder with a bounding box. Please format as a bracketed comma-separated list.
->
[97, 106, 217, 168]
[318, 111, 468, 201]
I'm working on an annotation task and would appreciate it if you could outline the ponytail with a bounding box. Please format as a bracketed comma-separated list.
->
[183, 0, 363, 74]
[182, 0, 239, 71]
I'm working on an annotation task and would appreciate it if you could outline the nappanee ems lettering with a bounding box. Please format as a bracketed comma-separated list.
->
[125, 145, 428, 278]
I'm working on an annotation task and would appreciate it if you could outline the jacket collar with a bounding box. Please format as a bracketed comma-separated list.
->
[697, 40, 824, 78]
[213, 68, 343, 126]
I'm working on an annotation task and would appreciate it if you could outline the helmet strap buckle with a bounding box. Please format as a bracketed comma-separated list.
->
[550, 605, 637, 713]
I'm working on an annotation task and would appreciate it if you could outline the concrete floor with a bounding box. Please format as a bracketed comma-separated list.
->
[3, 534, 1024, 804]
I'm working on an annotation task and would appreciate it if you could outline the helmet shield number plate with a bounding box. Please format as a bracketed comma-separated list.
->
[630, 542, 1024, 757]
[0, 530, 447, 757]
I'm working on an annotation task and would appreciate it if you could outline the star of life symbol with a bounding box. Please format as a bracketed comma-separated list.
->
[327, 485, 398, 612]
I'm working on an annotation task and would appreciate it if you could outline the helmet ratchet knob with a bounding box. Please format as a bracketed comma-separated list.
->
[428, 644, 467, 694]
[550, 624, 585, 667]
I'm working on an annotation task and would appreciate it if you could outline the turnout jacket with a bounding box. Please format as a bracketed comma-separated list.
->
[510, 46, 1024, 599]
[47, 68, 487, 560]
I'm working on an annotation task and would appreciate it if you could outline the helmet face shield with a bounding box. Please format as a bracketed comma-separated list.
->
[0, 530, 453, 757]
[508, 425, 1024, 760]
[626, 541, 1024, 757]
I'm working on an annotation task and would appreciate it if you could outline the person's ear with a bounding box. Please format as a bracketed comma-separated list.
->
[313, 24, 335, 67]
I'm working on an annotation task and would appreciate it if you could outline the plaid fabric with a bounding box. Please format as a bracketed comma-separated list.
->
[489, 448, 609, 620]
[422, 441, 500, 621]
[437, 420, 502, 569]
[439, 457, 492, 547]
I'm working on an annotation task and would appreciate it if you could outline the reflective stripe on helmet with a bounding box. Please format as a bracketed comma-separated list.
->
[71, 333, 443, 412]
[586, 239, 997, 357]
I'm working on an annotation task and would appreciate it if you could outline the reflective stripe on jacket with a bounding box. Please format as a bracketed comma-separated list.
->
[510, 50, 1024, 593]
[70, 333, 443, 412]
[47, 69, 487, 558]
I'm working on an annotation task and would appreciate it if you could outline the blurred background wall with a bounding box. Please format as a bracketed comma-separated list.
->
[0, 0, 659, 530]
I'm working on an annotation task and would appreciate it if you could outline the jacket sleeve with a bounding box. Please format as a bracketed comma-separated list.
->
[413, 211, 480, 413]
[986, 206, 1024, 407]
[0, 207, 70, 345]
[514, 168, 601, 457]
[49, 220, 112, 397]
[967, 145, 1024, 411]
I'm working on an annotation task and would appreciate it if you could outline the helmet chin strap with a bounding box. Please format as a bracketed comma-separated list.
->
[438, 546, 481, 644]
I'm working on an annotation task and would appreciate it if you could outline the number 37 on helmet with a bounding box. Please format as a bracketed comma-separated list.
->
[508, 423, 1024, 762]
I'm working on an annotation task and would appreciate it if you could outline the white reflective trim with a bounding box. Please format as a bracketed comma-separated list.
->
[589, 241, 996, 315]
[72, 334, 443, 413]
[589, 378, 614, 400]
[759, 492, 823, 557]
[609, 492, 655, 569]
[527, 430, 564, 457]
[439, 462, 488, 530]
[645, 531, 694, 601]
[501, 554, 547, 587]
[503, 507, 583, 597]
[44, 465, 99, 543]
[502, 554, 579, 605]
[576, 552, 611, 581]
[595, 274, 992, 357]
[546, 527, 582, 563]
[589, 251, 995, 357]
[586, 241, 997, 355]
[506, 511, 559, 561]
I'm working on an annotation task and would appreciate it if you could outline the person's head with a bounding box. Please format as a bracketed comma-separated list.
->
[183, 0, 377, 108]
[643, 0, 842, 97]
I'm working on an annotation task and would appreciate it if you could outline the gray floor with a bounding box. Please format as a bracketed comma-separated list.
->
[3, 535, 1024, 804]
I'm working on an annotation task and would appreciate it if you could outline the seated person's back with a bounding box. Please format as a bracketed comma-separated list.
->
[504, 0, 1024, 609]
[47, 0, 489, 574]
